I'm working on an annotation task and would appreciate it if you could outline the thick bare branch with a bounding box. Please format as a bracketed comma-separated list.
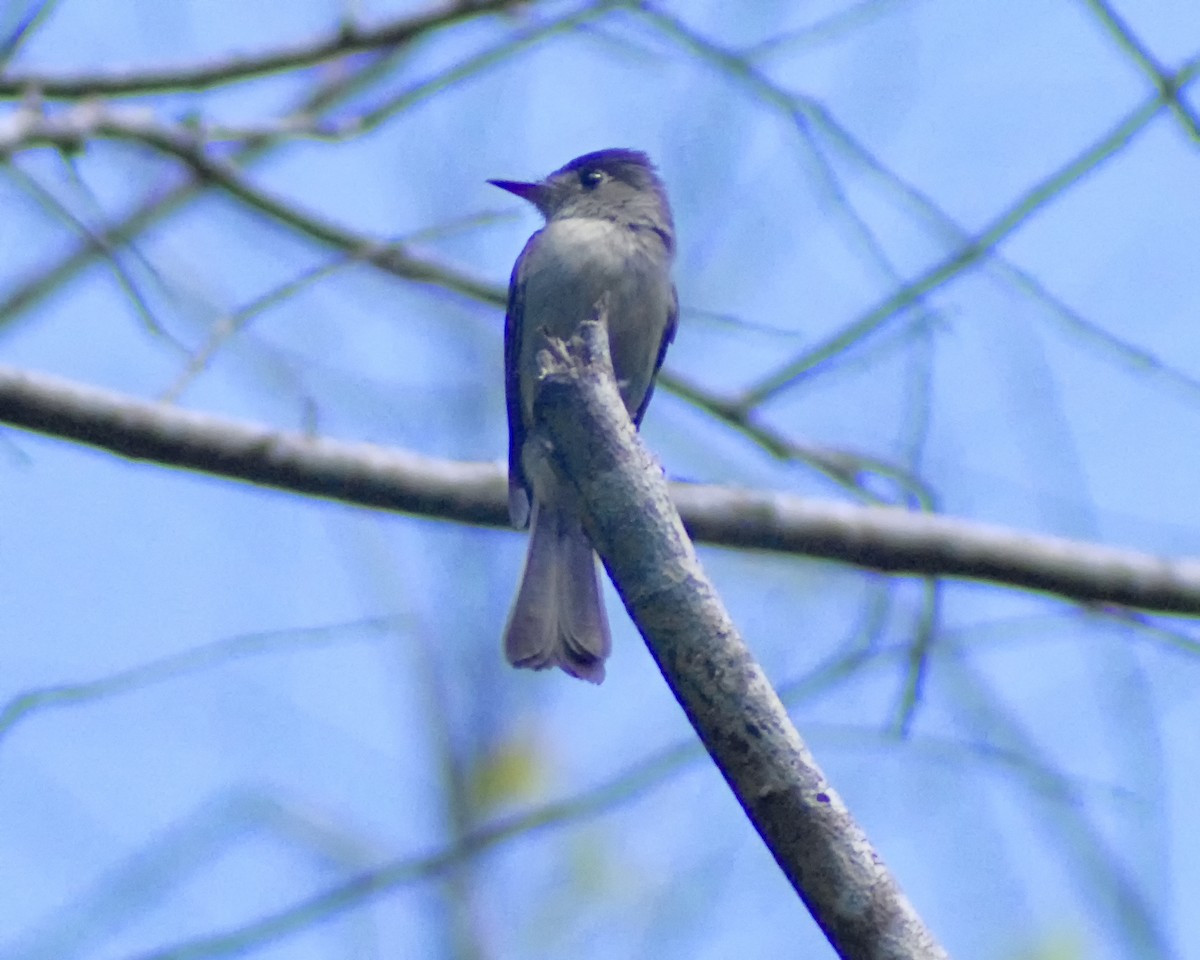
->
[530, 315, 947, 959]
[3, 363, 1200, 615]
[0, 363, 506, 525]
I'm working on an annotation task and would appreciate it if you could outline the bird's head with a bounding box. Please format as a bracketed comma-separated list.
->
[489, 149, 673, 242]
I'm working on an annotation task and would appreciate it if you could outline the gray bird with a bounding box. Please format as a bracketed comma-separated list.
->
[490, 149, 678, 683]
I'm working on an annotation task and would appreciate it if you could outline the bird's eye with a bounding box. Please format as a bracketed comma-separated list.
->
[580, 169, 604, 189]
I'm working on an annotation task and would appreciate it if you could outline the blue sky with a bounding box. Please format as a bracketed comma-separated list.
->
[2, 1, 1200, 958]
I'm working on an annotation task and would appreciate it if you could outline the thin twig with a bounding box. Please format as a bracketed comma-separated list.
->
[740, 52, 1200, 405]
[0, 45, 408, 330]
[638, 9, 1200, 409]
[0, 0, 541, 97]
[0, 102, 507, 303]
[1081, 0, 1200, 140]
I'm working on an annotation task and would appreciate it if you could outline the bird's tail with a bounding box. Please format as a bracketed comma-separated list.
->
[502, 502, 611, 683]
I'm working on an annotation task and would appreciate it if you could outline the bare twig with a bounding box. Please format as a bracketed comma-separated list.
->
[3, 160, 182, 346]
[110, 732, 704, 960]
[638, 10, 1200, 408]
[1081, 0, 1200, 140]
[0, 0, 60, 67]
[888, 579, 940, 735]
[0, 2, 590, 330]
[657, 367, 936, 508]
[740, 59, 1200, 406]
[0, 45, 406, 329]
[3, 602, 1173, 959]
[639, 6, 947, 380]
[0, 617, 404, 747]
[742, 0, 911, 58]
[0, 0, 540, 97]
[0, 103, 507, 304]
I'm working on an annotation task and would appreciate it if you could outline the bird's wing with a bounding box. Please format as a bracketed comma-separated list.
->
[504, 232, 538, 529]
[633, 282, 678, 427]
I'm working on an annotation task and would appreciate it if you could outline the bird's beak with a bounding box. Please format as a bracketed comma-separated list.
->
[487, 178, 545, 206]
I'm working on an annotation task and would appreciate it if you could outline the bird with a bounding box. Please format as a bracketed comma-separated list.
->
[489, 149, 678, 683]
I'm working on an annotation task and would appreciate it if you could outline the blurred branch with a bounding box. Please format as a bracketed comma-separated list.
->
[889, 579, 940, 735]
[118, 730, 706, 960]
[0, 0, 538, 97]
[1082, 0, 1200, 141]
[936, 639, 1169, 956]
[1109, 608, 1200, 655]
[104, 690, 1129, 960]
[4, 363, 1200, 615]
[161, 210, 511, 403]
[740, 50, 1200, 405]
[2, 95, 941, 505]
[639, 9, 1200, 409]
[12, 786, 389, 960]
[639, 7, 946, 382]
[414, 647, 491, 960]
[0, 616, 402, 749]
[530, 313, 946, 958]
[0, 0, 60, 67]
[4, 160, 181, 346]
[159, 254, 359, 403]
[742, 0, 911, 58]
[0, 45, 407, 329]
[658, 367, 936, 509]
[0, 0, 592, 330]
[0, 102, 506, 303]
[169, 1, 626, 147]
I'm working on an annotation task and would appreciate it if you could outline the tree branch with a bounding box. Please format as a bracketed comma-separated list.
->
[0, 0, 538, 97]
[0, 103, 506, 305]
[2, 362, 1200, 615]
[530, 313, 948, 959]
[0, 46, 406, 331]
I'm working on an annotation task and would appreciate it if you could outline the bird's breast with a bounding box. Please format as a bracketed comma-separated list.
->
[518, 217, 672, 418]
